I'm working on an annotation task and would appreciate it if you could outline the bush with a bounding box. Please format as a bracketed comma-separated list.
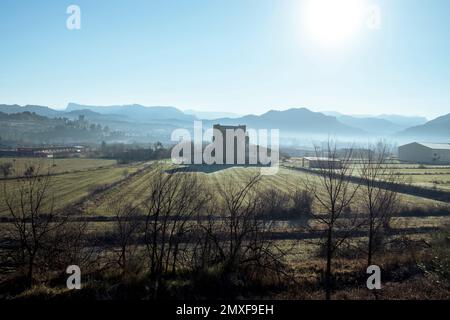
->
[425, 227, 450, 281]
[257, 188, 290, 218]
[290, 189, 313, 219]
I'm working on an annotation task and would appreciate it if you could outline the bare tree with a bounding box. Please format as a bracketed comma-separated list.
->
[256, 187, 290, 219]
[0, 162, 14, 177]
[40, 213, 93, 282]
[107, 196, 143, 277]
[142, 166, 211, 292]
[1, 163, 67, 287]
[303, 141, 361, 300]
[290, 189, 314, 220]
[217, 173, 262, 276]
[358, 142, 401, 266]
[196, 173, 289, 287]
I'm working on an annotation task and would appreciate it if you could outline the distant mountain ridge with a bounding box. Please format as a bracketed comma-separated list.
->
[0, 103, 448, 143]
[66, 103, 196, 122]
[376, 114, 428, 127]
[0, 104, 63, 118]
[332, 115, 404, 135]
[396, 113, 450, 142]
[205, 108, 366, 136]
[184, 109, 242, 120]
[323, 111, 428, 131]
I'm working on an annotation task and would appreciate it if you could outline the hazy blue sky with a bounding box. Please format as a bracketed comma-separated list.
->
[1, 0, 449, 119]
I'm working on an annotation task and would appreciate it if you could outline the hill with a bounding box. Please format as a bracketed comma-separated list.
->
[336, 115, 403, 135]
[396, 113, 450, 141]
[323, 111, 428, 134]
[1, 103, 446, 145]
[0, 111, 125, 145]
[377, 114, 428, 127]
[184, 109, 242, 120]
[0, 104, 63, 118]
[206, 108, 366, 137]
[66, 103, 196, 122]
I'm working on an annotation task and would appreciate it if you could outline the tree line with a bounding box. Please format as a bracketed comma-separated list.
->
[0, 142, 411, 299]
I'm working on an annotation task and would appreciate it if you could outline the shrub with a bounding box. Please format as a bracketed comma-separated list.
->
[290, 189, 313, 219]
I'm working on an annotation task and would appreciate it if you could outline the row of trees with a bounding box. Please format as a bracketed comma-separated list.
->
[0, 164, 91, 288]
[0, 164, 293, 297]
[304, 141, 402, 299]
[108, 170, 295, 297]
[0, 141, 403, 299]
[99, 142, 171, 163]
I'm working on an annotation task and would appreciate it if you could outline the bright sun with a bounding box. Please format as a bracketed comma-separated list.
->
[302, 0, 364, 47]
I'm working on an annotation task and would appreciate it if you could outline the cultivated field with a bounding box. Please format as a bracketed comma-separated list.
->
[0, 157, 117, 177]
[2, 158, 449, 225]
[286, 158, 450, 192]
[1, 157, 449, 299]
[0, 158, 149, 214]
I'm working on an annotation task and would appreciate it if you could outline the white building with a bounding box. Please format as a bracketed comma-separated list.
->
[398, 142, 450, 164]
[301, 157, 342, 169]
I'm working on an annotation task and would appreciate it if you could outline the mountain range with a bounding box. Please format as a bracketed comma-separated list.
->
[184, 109, 242, 120]
[322, 111, 428, 134]
[395, 113, 450, 142]
[0, 103, 448, 144]
[66, 103, 196, 122]
[203, 108, 366, 137]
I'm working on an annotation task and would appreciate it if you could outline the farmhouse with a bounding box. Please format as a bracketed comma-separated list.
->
[301, 157, 342, 169]
[398, 142, 450, 164]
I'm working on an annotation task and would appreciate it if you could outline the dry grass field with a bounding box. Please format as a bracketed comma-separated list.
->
[0, 157, 117, 176]
[1, 158, 449, 300]
[0, 159, 149, 215]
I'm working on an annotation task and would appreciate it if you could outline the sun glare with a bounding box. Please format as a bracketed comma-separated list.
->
[302, 0, 365, 48]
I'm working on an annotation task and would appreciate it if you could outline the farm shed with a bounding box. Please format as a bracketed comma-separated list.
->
[398, 142, 450, 164]
[302, 157, 342, 169]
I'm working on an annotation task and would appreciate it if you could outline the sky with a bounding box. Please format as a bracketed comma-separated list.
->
[0, 0, 449, 119]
